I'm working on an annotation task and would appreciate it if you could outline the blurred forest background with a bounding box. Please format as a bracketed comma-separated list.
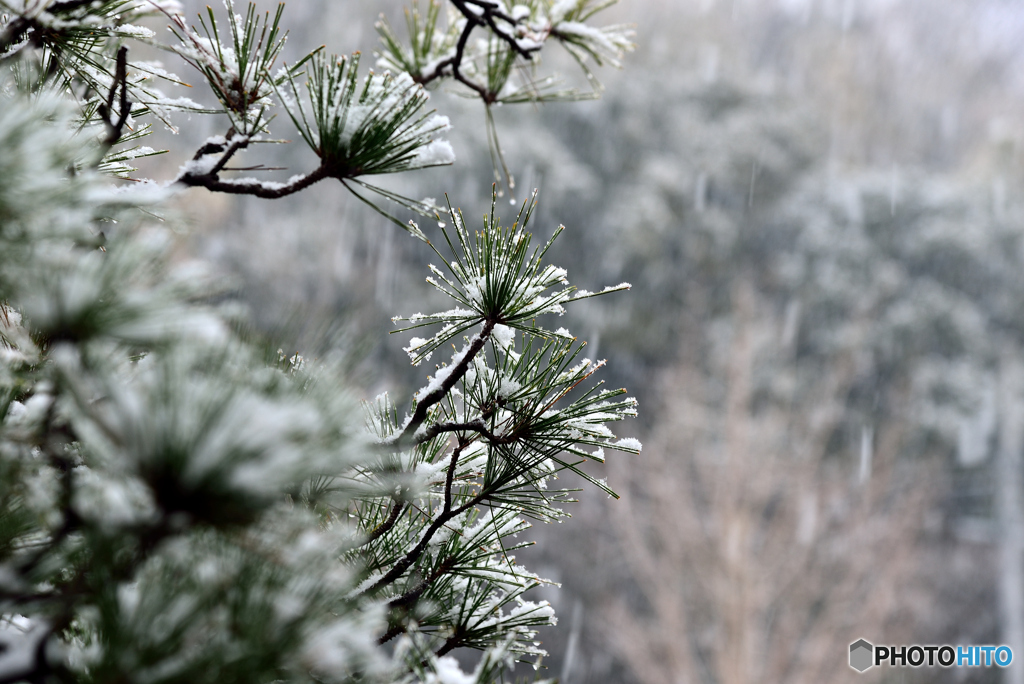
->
[140, 0, 1024, 681]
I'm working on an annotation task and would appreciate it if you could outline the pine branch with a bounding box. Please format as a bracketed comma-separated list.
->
[204, 134, 251, 177]
[387, 318, 496, 448]
[364, 488, 495, 595]
[13, 399, 81, 578]
[0, 2, 638, 678]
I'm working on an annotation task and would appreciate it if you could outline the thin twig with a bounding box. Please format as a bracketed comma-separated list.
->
[205, 134, 251, 177]
[221, 165, 287, 171]
[416, 1, 540, 101]
[429, 11, 490, 100]
[459, 0, 537, 59]
[377, 556, 457, 644]
[453, 0, 537, 60]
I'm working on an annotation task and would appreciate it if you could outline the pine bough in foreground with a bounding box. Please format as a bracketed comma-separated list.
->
[0, 0, 638, 681]
[0, 97, 639, 684]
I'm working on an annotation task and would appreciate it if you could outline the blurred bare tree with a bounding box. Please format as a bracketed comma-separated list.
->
[605, 277, 939, 684]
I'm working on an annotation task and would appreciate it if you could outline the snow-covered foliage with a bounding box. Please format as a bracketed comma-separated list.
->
[167, 0, 296, 136]
[275, 52, 454, 180]
[0, 1, 636, 682]
[0, 93, 382, 683]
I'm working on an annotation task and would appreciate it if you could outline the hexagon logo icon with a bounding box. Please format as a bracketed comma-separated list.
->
[850, 639, 874, 672]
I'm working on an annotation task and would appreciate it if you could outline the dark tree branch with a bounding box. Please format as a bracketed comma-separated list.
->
[364, 444, 465, 594]
[205, 134, 250, 177]
[377, 556, 458, 645]
[420, 11, 490, 100]
[98, 45, 131, 148]
[364, 439, 498, 596]
[48, 0, 101, 13]
[387, 556, 457, 611]
[173, 0, 542, 195]
[221, 165, 287, 172]
[190, 135, 231, 160]
[377, 624, 406, 645]
[178, 129, 340, 198]
[178, 162, 331, 199]
[387, 319, 496, 449]
[363, 476, 495, 597]
[0, 17, 30, 57]
[459, 0, 539, 60]
[416, 0, 541, 102]
[416, 418, 503, 445]
[453, 0, 538, 60]
[361, 319, 531, 594]
[435, 631, 462, 658]
[359, 497, 407, 548]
